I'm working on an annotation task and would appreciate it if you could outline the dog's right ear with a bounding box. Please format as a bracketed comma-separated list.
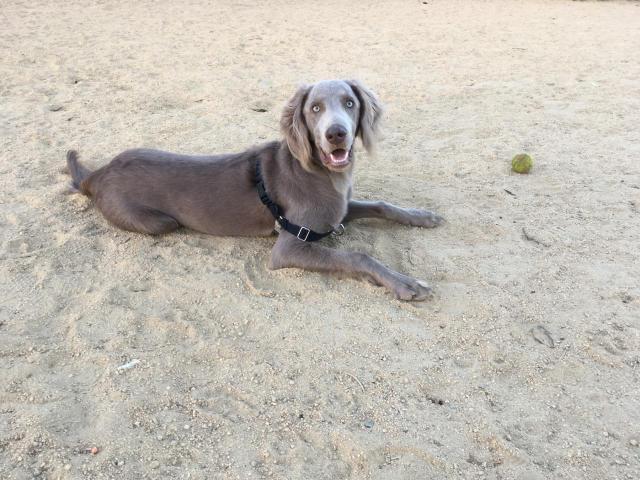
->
[280, 84, 313, 171]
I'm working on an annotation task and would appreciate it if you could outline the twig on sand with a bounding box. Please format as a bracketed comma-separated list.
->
[522, 227, 550, 247]
[4, 247, 55, 260]
[117, 359, 140, 371]
[344, 372, 365, 392]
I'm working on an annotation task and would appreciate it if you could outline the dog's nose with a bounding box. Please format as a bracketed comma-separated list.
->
[325, 124, 347, 145]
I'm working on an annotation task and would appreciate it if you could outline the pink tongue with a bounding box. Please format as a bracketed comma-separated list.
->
[330, 149, 348, 164]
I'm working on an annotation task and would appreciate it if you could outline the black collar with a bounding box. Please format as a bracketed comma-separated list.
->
[254, 158, 343, 242]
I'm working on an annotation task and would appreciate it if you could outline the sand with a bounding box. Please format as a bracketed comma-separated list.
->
[1, 0, 639, 478]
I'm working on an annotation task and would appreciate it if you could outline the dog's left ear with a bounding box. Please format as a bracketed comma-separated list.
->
[346, 80, 383, 153]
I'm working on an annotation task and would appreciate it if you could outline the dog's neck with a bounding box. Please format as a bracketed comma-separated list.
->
[278, 141, 353, 199]
[311, 148, 354, 199]
[325, 167, 352, 199]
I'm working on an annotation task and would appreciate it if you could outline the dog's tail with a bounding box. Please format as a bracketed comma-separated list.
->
[66, 150, 92, 195]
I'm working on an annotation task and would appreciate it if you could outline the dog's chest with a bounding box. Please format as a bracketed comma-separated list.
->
[322, 175, 351, 226]
[325, 174, 351, 219]
[295, 177, 350, 228]
[329, 173, 352, 199]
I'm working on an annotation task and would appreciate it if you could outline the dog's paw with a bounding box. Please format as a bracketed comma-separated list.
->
[392, 277, 434, 301]
[405, 209, 445, 228]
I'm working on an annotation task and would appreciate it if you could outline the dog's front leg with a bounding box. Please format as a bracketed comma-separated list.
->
[269, 234, 433, 301]
[344, 200, 444, 228]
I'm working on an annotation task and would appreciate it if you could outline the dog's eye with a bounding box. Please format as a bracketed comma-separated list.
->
[312, 105, 321, 113]
[346, 100, 354, 108]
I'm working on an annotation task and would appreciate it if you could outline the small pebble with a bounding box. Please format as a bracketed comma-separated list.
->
[150, 460, 160, 469]
[629, 439, 638, 447]
[64, 464, 71, 471]
[364, 419, 374, 429]
[48, 104, 63, 112]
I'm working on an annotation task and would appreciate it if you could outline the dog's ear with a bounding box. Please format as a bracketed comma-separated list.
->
[346, 80, 382, 154]
[280, 84, 313, 171]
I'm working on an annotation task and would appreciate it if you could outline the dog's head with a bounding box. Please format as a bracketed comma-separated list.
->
[280, 80, 382, 172]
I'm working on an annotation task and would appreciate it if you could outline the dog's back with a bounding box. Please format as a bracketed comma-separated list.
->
[63, 146, 279, 236]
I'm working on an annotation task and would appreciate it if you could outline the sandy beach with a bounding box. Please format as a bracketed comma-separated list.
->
[1, 0, 639, 478]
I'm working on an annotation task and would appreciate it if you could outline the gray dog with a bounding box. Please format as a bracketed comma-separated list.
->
[66, 80, 444, 300]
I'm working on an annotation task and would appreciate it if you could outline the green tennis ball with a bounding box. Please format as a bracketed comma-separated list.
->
[511, 153, 533, 174]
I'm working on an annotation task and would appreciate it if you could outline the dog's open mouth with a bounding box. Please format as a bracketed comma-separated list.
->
[321, 148, 351, 168]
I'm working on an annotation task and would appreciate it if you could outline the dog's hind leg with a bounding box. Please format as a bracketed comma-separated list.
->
[97, 199, 181, 235]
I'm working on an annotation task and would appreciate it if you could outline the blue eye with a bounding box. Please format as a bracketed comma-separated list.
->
[346, 100, 354, 108]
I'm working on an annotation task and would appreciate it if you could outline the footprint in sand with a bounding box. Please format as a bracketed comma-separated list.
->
[241, 254, 276, 298]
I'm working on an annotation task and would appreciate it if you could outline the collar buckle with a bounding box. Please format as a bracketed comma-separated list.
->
[296, 226, 311, 241]
[332, 223, 345, 236]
